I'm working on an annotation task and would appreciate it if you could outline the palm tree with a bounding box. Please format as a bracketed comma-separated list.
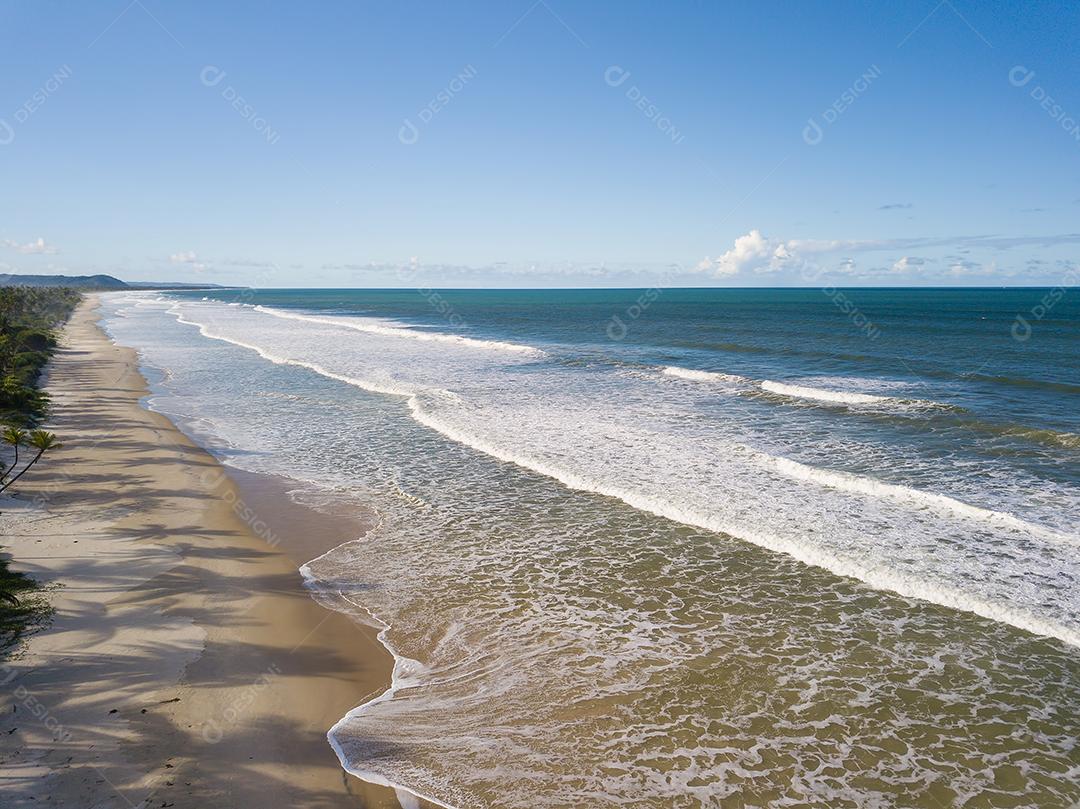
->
[0, 430, 60, 494]
[1, 426, 26, 484]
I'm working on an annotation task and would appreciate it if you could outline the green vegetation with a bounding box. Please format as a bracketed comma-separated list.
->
[2, 429, 63, 494]
[0, 286, 78, 646]
[0, 286, 80, 425]
[0, 555, 51, 651]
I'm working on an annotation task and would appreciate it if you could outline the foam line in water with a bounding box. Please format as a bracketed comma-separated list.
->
[128, 298, 457, 805]
[169, 306, 419, 398]
[760, 380, 893, 405]
[756, 450, 1079, 547]
[661, 366, 749, 383]
[663, 367, 932, 408]
[163, 301, 1080, 649]
[662, 367, 955, 414]
[252, 304, 545, 356]
[403, 405, 1080, 648]
[297, 557, 463, 809]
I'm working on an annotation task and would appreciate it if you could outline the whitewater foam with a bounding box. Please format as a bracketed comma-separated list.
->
[161, 299, 1080, 648]
[298, 556, 462, 809]
[760, 380, 894, 405]
[662, 365, 749, 384]
[663, 368, 951, 413]
[755, 449, 1079, 547]
[171, 306, 420, 399]
[405, 405, 1080, 648]
[252, 305, 545, 356]
[105, 292, 1080, 808]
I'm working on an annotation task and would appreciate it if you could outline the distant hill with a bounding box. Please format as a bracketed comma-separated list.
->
[0, 273, 231, 291]
[0, 273, 129, 289]
[125, 281, 233, 290]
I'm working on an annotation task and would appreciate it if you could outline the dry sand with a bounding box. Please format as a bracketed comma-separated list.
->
[0, 296, 412, 808]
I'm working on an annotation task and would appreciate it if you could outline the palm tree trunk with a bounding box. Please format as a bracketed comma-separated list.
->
[0, 448, 43, 494]
[1, 444, 18, 484]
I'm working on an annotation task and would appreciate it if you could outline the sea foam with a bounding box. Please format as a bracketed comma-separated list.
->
[161, 299, 1080, 647]
[760, 379, 892, 404]
[253, 305, 545, 356]
[102, 292, 1080, 809]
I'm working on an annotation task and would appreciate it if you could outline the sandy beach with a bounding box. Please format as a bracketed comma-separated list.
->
[0, 296, 406, 808]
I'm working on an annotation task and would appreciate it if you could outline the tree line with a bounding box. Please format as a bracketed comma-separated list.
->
[0, 286, 77, 633]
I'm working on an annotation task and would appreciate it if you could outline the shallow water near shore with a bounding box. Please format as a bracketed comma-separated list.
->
[101, 289, 1080, 808]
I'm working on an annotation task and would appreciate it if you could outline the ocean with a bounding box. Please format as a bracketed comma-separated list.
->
[101, 287, 1080, 808]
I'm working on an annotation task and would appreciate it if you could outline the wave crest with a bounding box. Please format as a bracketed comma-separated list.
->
[253, 305, 545, 356]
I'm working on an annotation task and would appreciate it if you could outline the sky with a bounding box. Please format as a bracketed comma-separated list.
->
[1, 0, 1078, 288]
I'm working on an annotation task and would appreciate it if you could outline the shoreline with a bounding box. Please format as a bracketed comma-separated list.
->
[132, 296, 461, 809]
[0, 295, 408, 808]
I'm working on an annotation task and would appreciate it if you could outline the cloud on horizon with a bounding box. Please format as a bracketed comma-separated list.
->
[696, 229, 788, 276]
[699, 229, 1080, 283]
[891, 256, 926, 272]
[220, 257, 277, 268]
[2, 237, 58, 255]
[169, 250, 208, 273]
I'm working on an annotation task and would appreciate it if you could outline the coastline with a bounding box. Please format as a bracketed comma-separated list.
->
[0, 295, 407, 808]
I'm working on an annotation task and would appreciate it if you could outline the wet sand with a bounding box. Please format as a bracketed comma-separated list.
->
[0, 296, 411, 808]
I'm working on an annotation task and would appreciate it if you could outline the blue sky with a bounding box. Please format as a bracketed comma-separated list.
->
[1, 0, 1078, 287]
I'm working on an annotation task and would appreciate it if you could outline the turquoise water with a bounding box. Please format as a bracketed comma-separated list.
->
[193, 286, 1080, 450]
[103, 287, 1080, 807]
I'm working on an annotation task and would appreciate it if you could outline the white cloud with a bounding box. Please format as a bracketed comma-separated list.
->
[2, 236, 58, 255]
[700, 229, 796, 277]
[221, 257, 276, 268]
[170, 250, 208, 273]
[700, 229, 867, 278]
[786, 237, 888, 255]
[891, 256, 926, 273]
[700, 229, 1071, 282]
[701, 229, 1080, 282]
[948, 258, 981, 275]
